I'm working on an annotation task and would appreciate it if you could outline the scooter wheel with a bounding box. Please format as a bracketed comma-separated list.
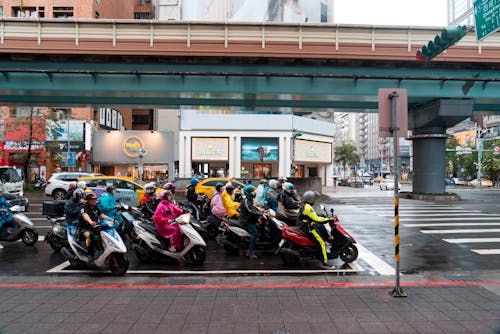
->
[47, 235, 64, 252]
[188, 246, 206, 266]
[21, 229, 38, 246]
[340, 245, 358, 263]
[108, 253, 129, 276]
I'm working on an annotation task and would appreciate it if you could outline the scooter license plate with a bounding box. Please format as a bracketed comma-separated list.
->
[18, 206, 25, 212]
[278, 239, 285, 247]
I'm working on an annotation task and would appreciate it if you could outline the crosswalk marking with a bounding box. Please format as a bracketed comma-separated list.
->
[471, 249, 500, 255]
[420, 229, 500, 234]
[405, 223, 500, 227]
[443, 238, 500, 243]
[401, 217, 500, 221]
[382, 213, 494, 217]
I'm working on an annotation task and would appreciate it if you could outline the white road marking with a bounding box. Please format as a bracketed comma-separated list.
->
[471, 249, 500, 255]
[46, 260, 365, 274]
[420, 229, 500, 234]
[382, 213, 494, 217]
[404, 223, 500, 227]
[443, 238, 500, 243]
[34, 226, 51, 229]
[28, 218, 47, 221]
[356, 242, 395, 276]
[401, 217, 500, 221]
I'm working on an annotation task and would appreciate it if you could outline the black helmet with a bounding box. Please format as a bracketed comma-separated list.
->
[225, 185, 235, 194]
[302, 191, 317, 205]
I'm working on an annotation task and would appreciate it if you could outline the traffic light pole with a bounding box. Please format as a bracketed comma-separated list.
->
[389, 91, 407, 298]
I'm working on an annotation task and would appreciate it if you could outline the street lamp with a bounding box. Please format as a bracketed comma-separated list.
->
[291, 129, 302, 176]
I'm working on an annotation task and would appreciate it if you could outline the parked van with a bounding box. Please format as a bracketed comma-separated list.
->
[0, 166, 24, 195]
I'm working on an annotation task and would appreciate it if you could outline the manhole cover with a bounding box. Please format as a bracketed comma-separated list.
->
[168, 279, 206, 285]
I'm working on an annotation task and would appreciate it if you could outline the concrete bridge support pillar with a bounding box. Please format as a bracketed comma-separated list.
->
[409, 99, 473, 194]
[412, 131, 447, 194]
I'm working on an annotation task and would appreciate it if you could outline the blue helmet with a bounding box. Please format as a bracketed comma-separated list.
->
[243, 184, 256, 198]
[190, 178, 200, 186]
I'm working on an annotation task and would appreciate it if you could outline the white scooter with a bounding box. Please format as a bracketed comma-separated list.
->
[61, 219, 129, 276]
[131, 213, 207, 265]
[0, 205, 38, 246]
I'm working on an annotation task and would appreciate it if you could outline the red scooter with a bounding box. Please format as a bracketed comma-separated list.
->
[277, 205, 358, 266]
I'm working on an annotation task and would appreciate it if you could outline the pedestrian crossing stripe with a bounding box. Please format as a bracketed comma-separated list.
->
[420, 229, 500, 234]
[382, 213, 495, 217]
[471, 249, 500, 255]
[405, 223, 500, 227]
[401, 217, 500, 221]
[443, 238, 500, 243]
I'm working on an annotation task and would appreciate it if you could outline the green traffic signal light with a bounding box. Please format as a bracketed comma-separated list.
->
[416, 25, 467, 61]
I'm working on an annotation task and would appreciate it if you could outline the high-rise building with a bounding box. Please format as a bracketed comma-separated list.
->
[447, 0, 475, 26]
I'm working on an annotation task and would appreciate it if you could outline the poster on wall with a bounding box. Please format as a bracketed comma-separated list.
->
[295, 139, 332, 163]
[241, 138, 279, 161]
[191, 137, 229, 161]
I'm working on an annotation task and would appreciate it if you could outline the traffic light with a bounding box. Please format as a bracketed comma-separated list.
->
[416, 25, 467, 61]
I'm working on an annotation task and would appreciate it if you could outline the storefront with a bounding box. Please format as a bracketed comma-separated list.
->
[191, 137, 229, 177]
[293, 139, 333, 180]
[92, 130, 175, 182]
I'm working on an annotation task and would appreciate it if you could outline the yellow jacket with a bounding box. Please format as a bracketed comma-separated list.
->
[222, 191, 240, 218]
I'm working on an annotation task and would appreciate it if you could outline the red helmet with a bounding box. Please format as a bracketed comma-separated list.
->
[163, 182, 176, 192]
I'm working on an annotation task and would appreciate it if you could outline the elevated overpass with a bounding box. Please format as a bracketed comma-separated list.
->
[1, 18, 499, 193]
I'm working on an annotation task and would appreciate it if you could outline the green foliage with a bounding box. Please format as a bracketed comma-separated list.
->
[334, 143, 360, 168]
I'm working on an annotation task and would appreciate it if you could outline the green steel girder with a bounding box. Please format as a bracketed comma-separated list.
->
[1, 61, 500, 111]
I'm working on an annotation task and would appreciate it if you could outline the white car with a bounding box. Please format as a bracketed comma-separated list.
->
[379, 179, 401, 191]
[451, 177, 465, 186]
[44, 172, 99, 200]
[469, 179, 493, 187]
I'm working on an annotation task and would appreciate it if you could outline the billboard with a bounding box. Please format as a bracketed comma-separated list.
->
[191, 137, 229, 161]
[46, 120, 85, 142]
[241, 138, 279, 161]
[182, 0, 332, 23]
[295, 139, 332, 163]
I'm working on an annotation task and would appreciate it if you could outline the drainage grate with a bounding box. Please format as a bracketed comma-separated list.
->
[168, 278, 206, 285]
[444, 274, 483, 282]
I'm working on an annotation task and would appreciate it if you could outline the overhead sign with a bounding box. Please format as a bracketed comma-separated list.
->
[378, 89, 408, 138]
[474, 0, 500, 41]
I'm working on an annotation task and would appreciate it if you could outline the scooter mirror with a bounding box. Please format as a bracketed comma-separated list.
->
[330, 208, 334, 215]
[319, 205, 325, 210]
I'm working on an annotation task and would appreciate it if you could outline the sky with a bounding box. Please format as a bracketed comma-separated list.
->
[334, 0, 448, 27]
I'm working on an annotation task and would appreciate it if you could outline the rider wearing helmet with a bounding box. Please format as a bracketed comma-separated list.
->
[65, 181, 78, 200]
[141, 182, 159, 219]
[239, 184, 268, 259]
[153, 190, 184, 252]
[299, 191, 335, 269]
[64, 188, 85, 227]
[0, 186, 14, 236]
[163, 183, 177, 203]
[281, 182, 300, 210]
[222, 185, 240, 219]
[186, 177, 200, 203]
[79, 192, 111, 262]
[210, 183, 227, 219]
[97, 186, 120, 220]
[266, 179, 280, 212]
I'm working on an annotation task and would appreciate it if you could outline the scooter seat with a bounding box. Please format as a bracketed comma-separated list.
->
[139, 222, 162, 239]
[225, 219, 245, 229]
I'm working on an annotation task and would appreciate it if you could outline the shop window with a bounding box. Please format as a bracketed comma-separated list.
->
[10, 106, 43, 118]
[53, 7, 74, 18]
[13, 6, 38, 18]
[133, 114, 149, 125]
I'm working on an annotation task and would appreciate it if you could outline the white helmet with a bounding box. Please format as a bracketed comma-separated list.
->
[144, 182, 157, 194]
[77, 181, 86, 189]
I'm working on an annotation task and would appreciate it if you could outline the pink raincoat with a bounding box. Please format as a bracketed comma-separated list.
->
[153, 199, 184, 250]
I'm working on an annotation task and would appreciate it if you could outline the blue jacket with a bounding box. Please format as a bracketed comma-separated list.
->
[0, 196, 13, 227]
[97, 193, 117, 219]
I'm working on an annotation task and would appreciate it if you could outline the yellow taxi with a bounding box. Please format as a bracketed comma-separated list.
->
[78, 176, 149, 206]
[195, 178, 245, 199]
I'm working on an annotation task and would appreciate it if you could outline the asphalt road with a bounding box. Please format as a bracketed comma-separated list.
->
[1, 186, 499, 278]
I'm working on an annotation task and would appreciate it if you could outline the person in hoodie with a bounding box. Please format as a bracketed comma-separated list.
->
[254, 179, 269, 208]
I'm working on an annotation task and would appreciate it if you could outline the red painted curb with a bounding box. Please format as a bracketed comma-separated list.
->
[0, 281, 499, 289]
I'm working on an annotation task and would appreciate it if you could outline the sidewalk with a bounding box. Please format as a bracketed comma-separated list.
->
[0, 279, 499, 334]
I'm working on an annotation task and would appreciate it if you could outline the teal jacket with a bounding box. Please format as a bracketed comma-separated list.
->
[97, 193, 117, 219]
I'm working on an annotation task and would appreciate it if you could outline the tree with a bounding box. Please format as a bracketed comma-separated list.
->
[334, 143, 360, 178]
[5, 107, 61, 182]
[482, 139, 500, 182]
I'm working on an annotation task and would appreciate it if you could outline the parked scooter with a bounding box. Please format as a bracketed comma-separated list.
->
[0, 205, 38, 246]
[45, 216, 68, 252]
[34, 178, 46, 191]
[61, 219, 129, 276]
[131, 213, 207, 265]
[219, 209, 287, 256]
[278, 206, 358, 266]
